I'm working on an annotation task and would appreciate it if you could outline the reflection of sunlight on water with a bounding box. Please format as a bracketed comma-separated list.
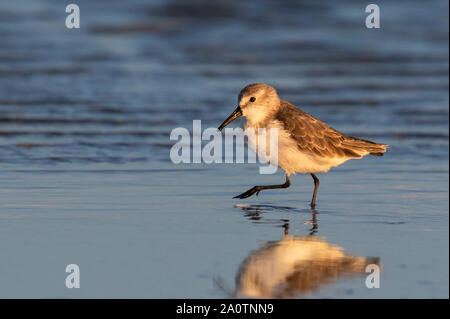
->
[227, 204, 380, 298]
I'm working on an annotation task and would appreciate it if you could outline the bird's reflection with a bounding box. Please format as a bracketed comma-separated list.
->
[231, 204, 379, 298]
[235, 203, 318, 235]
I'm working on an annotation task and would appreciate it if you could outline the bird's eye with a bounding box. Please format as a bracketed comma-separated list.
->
[250, 97, 256, 102]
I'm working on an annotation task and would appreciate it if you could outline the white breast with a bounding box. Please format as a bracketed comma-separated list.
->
[245, 120, 351, 174]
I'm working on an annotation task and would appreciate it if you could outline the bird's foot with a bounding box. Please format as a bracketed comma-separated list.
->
[233, 186, 262, 199]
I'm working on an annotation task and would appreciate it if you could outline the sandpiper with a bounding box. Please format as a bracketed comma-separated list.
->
[218, 83, 388, 208]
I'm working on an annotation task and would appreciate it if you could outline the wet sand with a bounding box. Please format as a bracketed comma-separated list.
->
[0, 0, 448, 298]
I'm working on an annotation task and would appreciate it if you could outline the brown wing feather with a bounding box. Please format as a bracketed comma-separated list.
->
[275, 101, 363, 159]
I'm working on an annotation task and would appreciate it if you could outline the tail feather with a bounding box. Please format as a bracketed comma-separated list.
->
[342, 136, 388, 157]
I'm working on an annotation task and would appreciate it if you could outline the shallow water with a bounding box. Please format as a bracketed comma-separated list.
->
[0, 0, 448, 298]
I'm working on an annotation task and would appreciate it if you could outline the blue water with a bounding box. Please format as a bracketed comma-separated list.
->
[0, 0, 448, 298]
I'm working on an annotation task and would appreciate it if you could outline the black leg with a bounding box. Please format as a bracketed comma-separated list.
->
[234, 174, 290, 199]
[310, 173, 319, 208]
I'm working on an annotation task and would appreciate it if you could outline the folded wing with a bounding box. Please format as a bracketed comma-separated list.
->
[275, 101, 387, 159]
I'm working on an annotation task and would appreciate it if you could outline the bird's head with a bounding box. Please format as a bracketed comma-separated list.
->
[218, 83, 281, 131]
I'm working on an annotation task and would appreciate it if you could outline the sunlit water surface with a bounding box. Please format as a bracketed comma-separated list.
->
[0, 0, 448, 298]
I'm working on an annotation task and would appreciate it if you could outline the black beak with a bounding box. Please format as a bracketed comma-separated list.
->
[218, 106, 242, 131]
